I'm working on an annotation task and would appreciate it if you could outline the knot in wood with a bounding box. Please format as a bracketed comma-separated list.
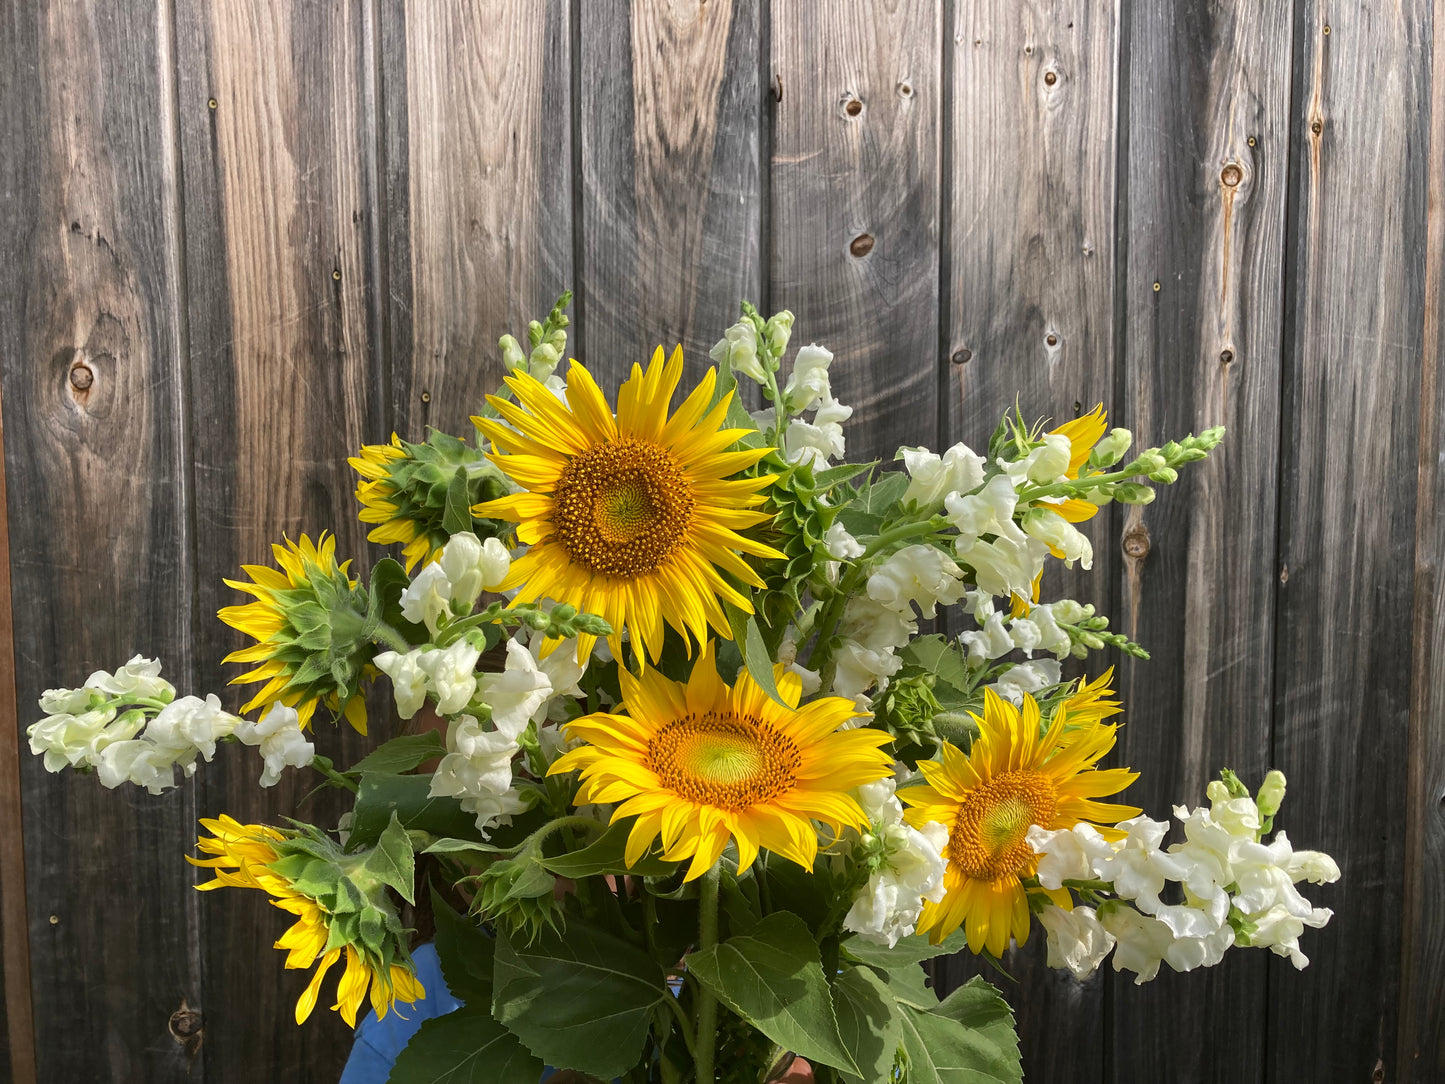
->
[169, 1009, 203, 1040]
[1122, 524, 1151, 560]
[1219, 348, 1235, 365]
[69, 363, 94, 391]
[849, 233, 874, 257]
[951, 348, 972, 366]
[844, 97, 863, 117]
[1221, 163, 1243, 187]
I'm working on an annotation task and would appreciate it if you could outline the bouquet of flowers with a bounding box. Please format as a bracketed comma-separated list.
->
[28, 296, 1338, 1083]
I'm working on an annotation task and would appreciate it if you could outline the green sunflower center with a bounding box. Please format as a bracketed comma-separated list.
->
[949, 769, 1058, 882]
[552, 438, 696, 576]
[648, 711, 801, 811]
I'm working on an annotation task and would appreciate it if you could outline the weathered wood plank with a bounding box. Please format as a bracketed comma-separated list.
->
[0, 353, 37, 1084]
[0, 1, 199, 1080]
[1399, 3, 1445, 1079]
[383, 0, 573, 441]
[1269, 3, 1430, 1081]
[173, 2, 384, 1078]
[1109, 3, 1294, 1082]
[934, 5, 1118, 1079]
[579, 0, 761, 389]
[771, 0, 941, 464]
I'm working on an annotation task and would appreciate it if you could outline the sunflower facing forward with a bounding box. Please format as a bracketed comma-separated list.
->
[550, 643, 894, 880]
[473, 347, 783, 663]
[899, 686, 1140, 955]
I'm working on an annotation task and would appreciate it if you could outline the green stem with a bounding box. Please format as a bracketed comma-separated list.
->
[662, 993, 696, 1059]
[694, 863, 722, 1083]
[370, 621, 414, 654]
[309, 755, 359, 794]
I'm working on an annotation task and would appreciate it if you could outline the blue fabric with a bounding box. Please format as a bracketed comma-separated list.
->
[338, 943, 462, 1084]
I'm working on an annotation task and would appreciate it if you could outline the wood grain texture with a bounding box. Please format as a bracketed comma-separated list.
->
[579, 0, 761, 389]
[935, 5, 1118, 1078]
[1400, 2, 1445, 1079]
[1269, 3, 1430, 1081]
[0, 342, 37, 1084]
[173, 2, 384, 1078]
[384, 0, 573, 441]
[0, 1, 200, 1080]
[771, 0, 942, 464]
[1109, 3, 1294, 1082]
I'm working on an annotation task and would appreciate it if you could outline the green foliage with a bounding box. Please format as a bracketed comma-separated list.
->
[387, 1007, 543, 1084]
[365, 428, 513, 558]
[344, 731, 447, 776]
[348, 772, 481, 850]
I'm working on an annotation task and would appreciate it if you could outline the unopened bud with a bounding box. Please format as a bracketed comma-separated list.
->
[1114, 483, 1156, 505]
[1256, 770, 1287, 817]
[765, 310, 795, 356]
[1090, 427, 1133, 468]
[1132, 450, 1168, 474]
[529, 343, 561, 382]
[1148, 467, 1179, 484]
[500, 334, 526, 372]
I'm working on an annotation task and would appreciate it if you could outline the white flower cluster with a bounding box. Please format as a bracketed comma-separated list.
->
[1028, 775, 1338, 984]
[28, 656, 313, 793]
[399, 531, 511, 635]
[843, 777, 948, 947]
[428, 637, 586, 836]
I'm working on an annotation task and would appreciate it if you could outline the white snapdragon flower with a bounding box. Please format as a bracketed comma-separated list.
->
[28, 706, 119, 772]
[1248, 902, 1333, 969]
[783, 344, 834, 412]
[417, 640, 482, 715]
[400, 562, 452, 634]
[843, 780, 949, 948]
[144, 694, 239, 763]
[1001, 432, 1073, 486]
[1021, 507, 1094, 570]
[438, 532, 511, 612]
[782, 394, 852, 469]
[866, 544, 966, 619]
[898, 444, 986, 509]
[1099, 905, 1175, 984]
[522, 633, 587, 724]
[833, 597, 915, 701]
[990, 659, 1062, 704]
[430, 712, 530, 837]
[1011, 602, 1074, 658]
[957, 531, 1048, 602]
[38, 686, 99, 716]
[710, 320, 766, 383]
[476, 639, 554, 735]
[1029, 823, 1119, 890]
[84, 655, 174, 701]
[1038, 905, 1116, 980]
[96, 739, 175, 795]
[373, 649, 429, 720]
[946, 475, 1020, 547]
[959, 607, 1015, 662]
[825, 521, 865, 560]
[1092, 816, 1195, 915]
[233, 703, 314, 787]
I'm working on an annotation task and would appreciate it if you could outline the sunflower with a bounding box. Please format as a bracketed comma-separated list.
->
[472, 346, 784, 663]
[1035, 404, 1108, 524]
[189, 816, 424, 1026]
[549, 642, 894, 880]
[898, 687, 1140, 955]
[219, 533, 371, 733]
[350, 435, 431, 570]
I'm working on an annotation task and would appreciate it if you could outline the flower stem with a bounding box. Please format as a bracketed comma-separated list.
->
[694, 863, 722, 1082]
[309, 755, 359, 794]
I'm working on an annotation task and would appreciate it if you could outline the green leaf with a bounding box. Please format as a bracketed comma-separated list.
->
[832, 966, 902, 1084]
[857, 470, 910, 515]
[350, 772, 481, 850]
[894, 977, 1022, 1084]
[387, 1005, 543, 1084]
[431, 889, 494, 1002]
[346, 731, 448, 776]
[539, 818, 681, 879]
[813, 461, 878, 490]
[901, 635, 974, 696]
[725, 606, 787, 709]
[842, 926, 971, 971]
[365, 811, 417, 904]
[685, 911, 859, 1075]
[442, 465, 471, 535]
[492, 921, 667, 1078]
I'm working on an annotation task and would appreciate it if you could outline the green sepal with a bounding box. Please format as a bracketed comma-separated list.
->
[364, 811, 417, 905]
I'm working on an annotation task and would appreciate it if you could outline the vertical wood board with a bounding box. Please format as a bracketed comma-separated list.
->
[0, 1, 199, 1080]
[1269, 3, 1430, 1081]
[579, 0, 762, 389]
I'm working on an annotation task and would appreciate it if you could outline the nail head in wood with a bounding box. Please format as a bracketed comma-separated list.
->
[1248, 136, 1257, 147]
[1043, 71, 1057, 86]
[1153, 281, 1161, 292]
[332, 269, 342, 281]
[849, 233, 874, 257]
[420, 391, 432, 403]
[207, 98, 217, 110]
[1045, 333, 1059, 347]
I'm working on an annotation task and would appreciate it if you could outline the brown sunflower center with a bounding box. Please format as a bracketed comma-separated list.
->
[648, 711, 801, 811]
[948, 769, 1058, 882]
[551, 438, 696, 576]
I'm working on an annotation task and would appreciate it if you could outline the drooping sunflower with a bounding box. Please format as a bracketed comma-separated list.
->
[549, 642, 894, 880]
[218, 532, 370, 733]
[899, 686, 1140, 955]
[472, 346, 784, 663]
[189, 816, 423, 1026]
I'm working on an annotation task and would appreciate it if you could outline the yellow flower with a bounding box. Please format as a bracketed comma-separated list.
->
[350, 436, 434, 571]
[1059, 668, 1122, 728]
[188, 816, 424, 1027]
[550, 642, 894, 880]
[1033, 404, 1109, 526]
[473, 347, 784, 663]
[218, 532, 370, 733]
[898, 687, 1140, 955]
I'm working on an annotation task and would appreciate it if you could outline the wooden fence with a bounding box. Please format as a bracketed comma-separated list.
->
[0, 1, 1439, 1081]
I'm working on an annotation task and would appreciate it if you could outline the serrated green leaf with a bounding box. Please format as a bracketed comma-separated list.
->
[432, 889, 494, 1002]
[492, 922, 667, 1078]
[442, 465, 471, 535]
[833, 965, 902, 1084]
[813, 461, 878, 490]
[350, 773, 482, 850]
[901, 634, 974, 695]
[365, 811, 416, 904]
[346, 731, 448, 776]
[538, 818, 681, 879]
[685, 911, 859, 1075]
[843, 926, 971, 971]
[387, 1005, 543, 1084]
